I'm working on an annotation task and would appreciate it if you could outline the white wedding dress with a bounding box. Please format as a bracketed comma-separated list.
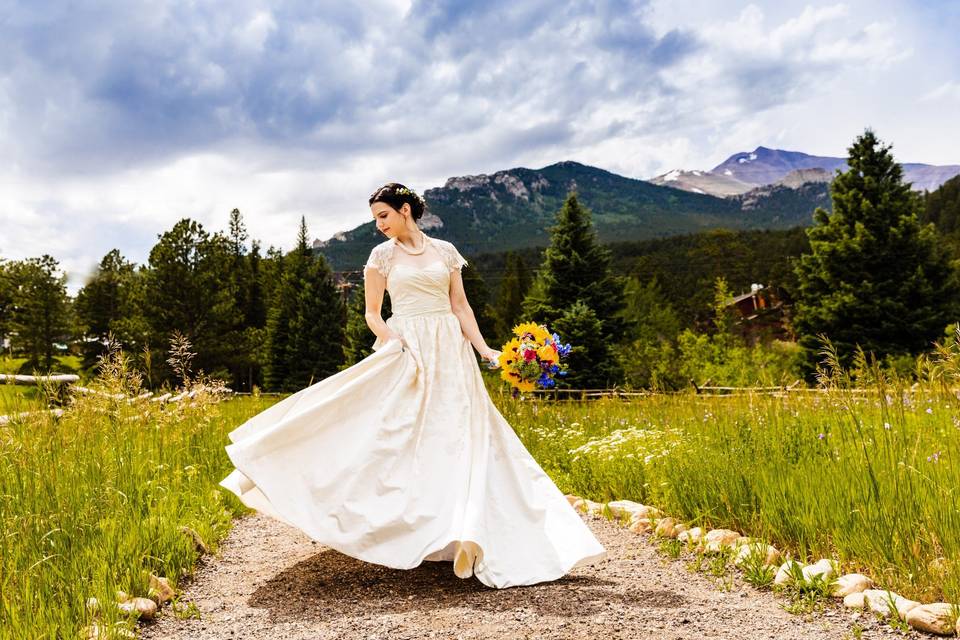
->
[219, 233, 606, 588]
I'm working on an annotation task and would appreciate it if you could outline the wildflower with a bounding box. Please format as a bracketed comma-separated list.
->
[883, 422, 891, 430]
[817, 432, 826, 440]
[927, 451, 942, 463]
[925, 407, 933, 414]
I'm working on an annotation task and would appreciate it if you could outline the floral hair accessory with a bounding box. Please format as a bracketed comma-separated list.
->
[395, 186, 425, 204]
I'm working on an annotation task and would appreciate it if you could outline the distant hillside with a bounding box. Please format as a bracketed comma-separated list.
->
[922, 174, 960, 256]
[466, 226, 813, 329]
[315, 161, 829, 270]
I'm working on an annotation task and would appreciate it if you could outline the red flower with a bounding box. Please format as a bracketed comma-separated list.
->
[523, 348, 537, 362]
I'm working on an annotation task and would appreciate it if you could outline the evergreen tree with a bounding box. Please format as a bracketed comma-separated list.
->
[922, 174, 960, 256]
[460, 263, 498, 346]
[74, 249, 147, 370]
[266, 217, 347, 390]
[616, 275, 682, 389]
[522, 192, 627, 343]
[341, 284, 376, 367]
[7, 255, 71, 371]
[553, 300, 623, 389]
[341, 282, 393, 368]
[144, 218, 238, 384]
[0, 260, 14, 352]
[793, 129, 960, 373]
[493, 251, 532, 342]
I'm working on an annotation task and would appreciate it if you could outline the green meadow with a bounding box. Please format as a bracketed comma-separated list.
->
[0, 356, 278, 639]
[2, 349, 959, 637]
[501, 380, 960, 604]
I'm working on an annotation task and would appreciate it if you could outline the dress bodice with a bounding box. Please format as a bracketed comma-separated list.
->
[364, 234, 469, 317]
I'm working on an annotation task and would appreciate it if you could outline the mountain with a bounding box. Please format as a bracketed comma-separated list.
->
[315, 161, 828, 270]
[648, 168, 754, 196]
[710, 146, 848, 186]
[653, 146, 960, 198]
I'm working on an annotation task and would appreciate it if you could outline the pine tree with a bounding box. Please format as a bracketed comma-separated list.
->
[144, 218, 238, 384]
[553, 300, 623, 389]
[793, 129, 960, 373]
[265, 217, 347, 390]
[460, 263, 499, 345]
[522, 192, 627, 343]
[74, 249, 145, 370]
[0, 260, 14, 351]
[7, 255, 71, 371]
[341, 284, 375, 367]
[494, 251, 532, 343]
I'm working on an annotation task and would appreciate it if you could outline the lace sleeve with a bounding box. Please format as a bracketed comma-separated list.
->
[439, 240, 468, 273]
[364, 243, 391, 278]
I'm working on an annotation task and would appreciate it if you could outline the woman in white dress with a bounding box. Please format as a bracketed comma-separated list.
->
[219, 183, 607, 588]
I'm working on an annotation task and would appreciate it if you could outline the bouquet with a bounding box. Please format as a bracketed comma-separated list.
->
[497, 322, 571, 396]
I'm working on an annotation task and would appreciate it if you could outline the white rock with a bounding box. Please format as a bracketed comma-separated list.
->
[148, 574, 176, 605]
[117, 597, 158, 620]
[703, 529, 740, 553]
[628, 516, 652, 533]
[775, 560, 803, 586]
[677, 527, 703, 545]
[704, 529, 740, 545]
[843, 592, 867, 609]
[654, 517, 678, 538]
[82, 623, 137, 639]
[831, 573, 873, 598]
[862, 589, 920, 618]
[801, 558, 836, 582]
[733, 543, 781, 567]
[585, 500, 605, 516]
[606, 500, 656, 519]
[905, 603, 957, 636]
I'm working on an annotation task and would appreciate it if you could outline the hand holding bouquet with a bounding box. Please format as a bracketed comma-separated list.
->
[497, 322, 571, 396]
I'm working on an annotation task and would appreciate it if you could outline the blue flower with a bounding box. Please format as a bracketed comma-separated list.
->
[537, 373, 556, 389]
[550, 364, 559, 373]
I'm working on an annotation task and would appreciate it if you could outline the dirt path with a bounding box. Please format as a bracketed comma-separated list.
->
[139, 511, 896, 640]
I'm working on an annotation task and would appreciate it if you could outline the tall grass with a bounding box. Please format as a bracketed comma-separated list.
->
[494, 342, 960, 604]
[0, 342, 276, 638]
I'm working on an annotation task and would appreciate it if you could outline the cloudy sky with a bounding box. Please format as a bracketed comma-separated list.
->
[1, 0, 958, 293]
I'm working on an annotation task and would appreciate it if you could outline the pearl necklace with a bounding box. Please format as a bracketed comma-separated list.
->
[394, 230, 429, 255]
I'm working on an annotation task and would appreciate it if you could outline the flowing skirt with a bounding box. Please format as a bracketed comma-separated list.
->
[219, 310, 606, 588]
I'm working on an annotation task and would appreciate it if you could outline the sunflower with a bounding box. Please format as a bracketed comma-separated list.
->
[515, 379, 537, 393]
[511, 322, 542, 340]
[501, 337, 521, 353]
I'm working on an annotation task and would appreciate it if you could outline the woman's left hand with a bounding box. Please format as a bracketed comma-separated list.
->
[479, 348, 502, 368]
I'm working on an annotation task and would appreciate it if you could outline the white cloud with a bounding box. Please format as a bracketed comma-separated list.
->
[0, 0, 957, 296]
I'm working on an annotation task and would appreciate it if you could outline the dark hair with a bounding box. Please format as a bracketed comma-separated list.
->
[368, 182, 427, 221]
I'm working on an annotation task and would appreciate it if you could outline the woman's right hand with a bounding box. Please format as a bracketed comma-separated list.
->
[387, 333, 407, 349]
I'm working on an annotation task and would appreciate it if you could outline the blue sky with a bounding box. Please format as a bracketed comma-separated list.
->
[1, 0, 958, 293]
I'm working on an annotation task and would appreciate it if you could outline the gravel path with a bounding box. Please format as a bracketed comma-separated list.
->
[139, 511, 904, 640]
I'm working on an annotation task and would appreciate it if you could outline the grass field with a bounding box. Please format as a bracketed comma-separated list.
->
[500, 382, 960, 605]
[3, 348, 958, 637]
[0, 359, 278, 638]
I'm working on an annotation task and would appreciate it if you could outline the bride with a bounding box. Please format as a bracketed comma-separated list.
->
[219, 183, 607, 588]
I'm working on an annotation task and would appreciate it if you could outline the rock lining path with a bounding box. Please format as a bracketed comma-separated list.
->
[140, 511, 913, 639]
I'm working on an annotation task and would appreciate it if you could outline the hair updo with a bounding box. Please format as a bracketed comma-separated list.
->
[368, 182, 427, 221]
